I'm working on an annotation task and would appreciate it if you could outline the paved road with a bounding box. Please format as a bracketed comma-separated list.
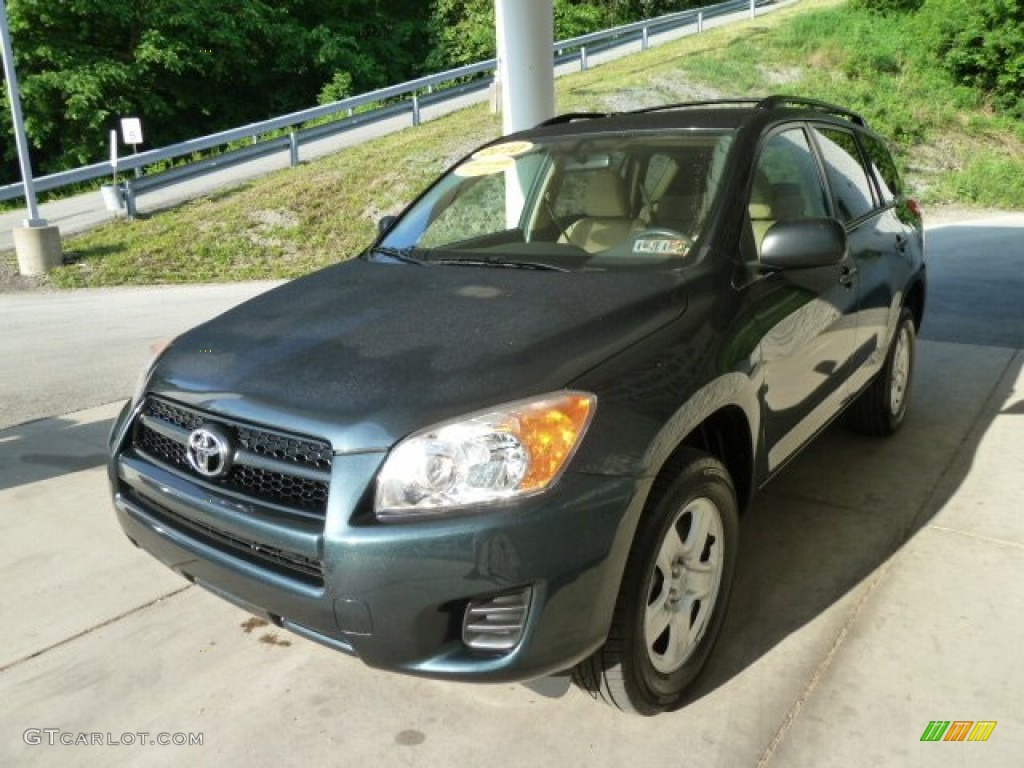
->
[0, 282, 282, 431]
[918, 216, 1024, 348]
[0, 0, 796, 253]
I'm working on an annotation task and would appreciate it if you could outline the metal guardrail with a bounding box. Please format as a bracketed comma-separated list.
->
[0, 0, 766, 209]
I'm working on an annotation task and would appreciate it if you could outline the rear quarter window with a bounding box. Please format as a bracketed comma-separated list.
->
[860, 132, 902, 205]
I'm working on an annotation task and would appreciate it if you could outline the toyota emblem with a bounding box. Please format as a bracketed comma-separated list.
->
[186, 424, 234, 478]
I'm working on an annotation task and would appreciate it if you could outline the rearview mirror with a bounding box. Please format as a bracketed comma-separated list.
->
[760, 218, 847, 269]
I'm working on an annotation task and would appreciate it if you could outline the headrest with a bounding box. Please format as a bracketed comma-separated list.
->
[583, 171, 630, 218]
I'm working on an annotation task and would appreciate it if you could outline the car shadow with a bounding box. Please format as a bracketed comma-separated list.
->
[0, 412, 117, 492]
[522, 340, 1022, 706]
[692, 347, 1020, 699]
[687, 218, 1024, 700]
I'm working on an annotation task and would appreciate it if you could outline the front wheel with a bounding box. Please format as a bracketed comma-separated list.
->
[573, 449, 739, 715]
[846, 307, 916, 436]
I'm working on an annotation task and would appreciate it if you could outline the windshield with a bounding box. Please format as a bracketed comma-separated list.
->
[380, 131, 734, 270]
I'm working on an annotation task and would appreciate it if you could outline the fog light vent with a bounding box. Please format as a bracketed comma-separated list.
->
[462, 587, 533, 652]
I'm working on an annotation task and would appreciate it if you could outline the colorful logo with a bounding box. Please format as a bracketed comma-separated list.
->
[920, 721, 997, 742]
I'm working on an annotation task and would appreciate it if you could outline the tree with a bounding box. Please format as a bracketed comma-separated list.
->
[427, 0, 496, 70]
[931, 0, 1024, 116]
[2, 0, 729, 181]
[427, 0, 707, 72]
[1, 0, 433, 178]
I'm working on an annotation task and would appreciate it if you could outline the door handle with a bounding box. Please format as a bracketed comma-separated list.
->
[896, 234, 908, 253]
[839, 265, 858, 287]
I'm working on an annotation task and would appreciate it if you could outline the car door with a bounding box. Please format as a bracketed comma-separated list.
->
[809, 124, 902, 396]
[743, 125, 860, 471]
[857, 129, 923, 375]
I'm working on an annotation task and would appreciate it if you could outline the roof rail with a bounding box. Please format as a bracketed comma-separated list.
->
[536, 101, 758, 127]
[627, 99, 762, 115]
[535, 96, 868, 129]
[535, 112, 609, 127]
[756, 95, 867, 126]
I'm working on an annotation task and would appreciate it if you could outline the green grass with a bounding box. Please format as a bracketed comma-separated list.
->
[20, 0, 1024, 289]
[53, 109, 503, 287]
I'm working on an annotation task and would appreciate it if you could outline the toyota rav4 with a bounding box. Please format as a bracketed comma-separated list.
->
[109, 96, 926, 714]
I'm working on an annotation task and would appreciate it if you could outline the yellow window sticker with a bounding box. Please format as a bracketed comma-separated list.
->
[472, 141, 535, 160]
[454, 157, 516, 177]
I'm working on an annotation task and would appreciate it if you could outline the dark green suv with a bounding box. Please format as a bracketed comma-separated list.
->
[110, 96, 926, 714]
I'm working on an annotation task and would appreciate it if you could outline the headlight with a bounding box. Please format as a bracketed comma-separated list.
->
[375, 391, 596, 519]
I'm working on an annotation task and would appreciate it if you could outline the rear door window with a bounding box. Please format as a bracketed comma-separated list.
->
[812, 127, 877, 222]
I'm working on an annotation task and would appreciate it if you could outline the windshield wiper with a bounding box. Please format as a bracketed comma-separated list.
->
[432, 256, 568, 272]
[367, 245, 429, 265]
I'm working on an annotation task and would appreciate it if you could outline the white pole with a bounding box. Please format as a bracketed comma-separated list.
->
[495, 0, 555, 135]
[0, 0, 45, 226]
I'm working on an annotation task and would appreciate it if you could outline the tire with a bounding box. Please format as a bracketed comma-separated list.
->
[846, 307, 916, 437]
[572, 448, 739, 715]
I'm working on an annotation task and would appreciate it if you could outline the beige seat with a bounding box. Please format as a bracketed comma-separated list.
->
[771, 182, 809, 219]
[749, 178, 815, 255]
[748, 172, 776, 255]
[561, 171, 635, 253]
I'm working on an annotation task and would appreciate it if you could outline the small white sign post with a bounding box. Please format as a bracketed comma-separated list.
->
[121, 117, 143, 145]
[120, 117, 144, 178]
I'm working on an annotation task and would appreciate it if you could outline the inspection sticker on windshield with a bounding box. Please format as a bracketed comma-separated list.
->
[473, 141, 534, 160]
[454, 157, 516, 177]
[633, 238, 690, 256]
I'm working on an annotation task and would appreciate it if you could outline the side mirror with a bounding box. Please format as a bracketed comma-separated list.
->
[760, 218, 847, 269]
[378, 215, 398, 237]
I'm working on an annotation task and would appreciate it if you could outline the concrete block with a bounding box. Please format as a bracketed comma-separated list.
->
[13, 224, 62, 276]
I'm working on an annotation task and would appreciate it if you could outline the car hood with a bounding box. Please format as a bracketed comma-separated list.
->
[148, 259, 687, 451]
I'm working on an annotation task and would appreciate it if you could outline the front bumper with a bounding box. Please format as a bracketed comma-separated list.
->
[110, 399, 643, 682]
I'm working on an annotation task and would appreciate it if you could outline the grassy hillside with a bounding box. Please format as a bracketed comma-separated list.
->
[14, 0, 1023, 289]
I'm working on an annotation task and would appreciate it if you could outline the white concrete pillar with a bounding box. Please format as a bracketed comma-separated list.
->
[495, 0, 555, 135]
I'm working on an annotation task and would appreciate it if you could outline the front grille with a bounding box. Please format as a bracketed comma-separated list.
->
[140, 494, 324, 586]
[137, 425, 189, 470]
[147, 397, 204, 431]
[232, 464, 328, 510]
[236, 426, 332, 469]
[133, 397, 332, 517]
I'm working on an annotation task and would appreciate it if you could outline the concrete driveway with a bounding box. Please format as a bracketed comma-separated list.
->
[1, 214, 1022, 766]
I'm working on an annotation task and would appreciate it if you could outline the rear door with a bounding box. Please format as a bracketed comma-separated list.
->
[809, 124, 906, 395]
[744, 125, 860, 471]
